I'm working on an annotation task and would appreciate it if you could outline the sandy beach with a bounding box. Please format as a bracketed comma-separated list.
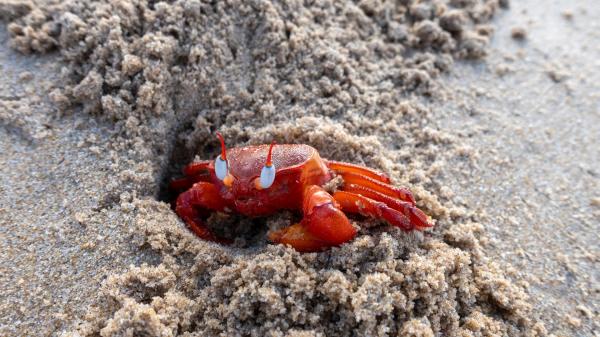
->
[0, 0, 598, 336]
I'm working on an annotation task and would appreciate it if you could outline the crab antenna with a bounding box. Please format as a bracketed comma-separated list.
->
[266, 141, 276, 167]
[216, 132, 227, 161]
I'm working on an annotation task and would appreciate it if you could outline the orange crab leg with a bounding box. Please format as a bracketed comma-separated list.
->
[175, 182, 230, 243]
[333, 191, 431, 231]
[326, 160, 391, 184]
[341, 184, 432, 230]
[269, 185, 357, 252]
[170, 161, 212, 190]
[183, 161, 211, 176]
[169, 173, 211, 190]
[337, 172, 416, 205]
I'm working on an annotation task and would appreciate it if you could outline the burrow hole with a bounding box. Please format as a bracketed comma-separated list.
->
[157, 126, 298, 249]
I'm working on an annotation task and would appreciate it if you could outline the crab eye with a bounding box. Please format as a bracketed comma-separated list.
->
[215, 132, 229, 181]
[257, 141, 276, 189]
[259, 164, 276, 189]
[215, 155, 228, 180]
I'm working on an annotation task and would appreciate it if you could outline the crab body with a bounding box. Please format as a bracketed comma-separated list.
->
[171, 137, 432, 252]
[214, 144, 330, 216]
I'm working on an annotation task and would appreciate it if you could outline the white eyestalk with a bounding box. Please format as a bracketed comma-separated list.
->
[215, 132, 229, 181]
[258, 141, 276, 189]
[215, 155, 228, 180]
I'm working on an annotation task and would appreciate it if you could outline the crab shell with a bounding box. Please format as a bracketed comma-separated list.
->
[211, 144, 331, 216]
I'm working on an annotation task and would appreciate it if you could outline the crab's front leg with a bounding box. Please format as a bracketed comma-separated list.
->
[268, 185, 357, 252]
[175, 182, 230, 243]
[170, 161, 212, 190]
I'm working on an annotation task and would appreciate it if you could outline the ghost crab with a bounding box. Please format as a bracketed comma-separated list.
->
[170, 133, 432, 252]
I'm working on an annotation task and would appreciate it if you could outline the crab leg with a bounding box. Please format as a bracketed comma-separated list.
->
[333, 191, 431, 231]
[170, 173, 211, 190]
[336, 171, 416, 205]
[326, 160, 391, 184]
[341, 183, 429, 229]
[170, 161, 212, 190]
[175, 182, 230, 243]
[268, 185, 357, 252]
[183, 161, 211, 176]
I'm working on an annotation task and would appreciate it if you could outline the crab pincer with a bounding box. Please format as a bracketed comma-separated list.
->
[268, 185, 357, 252]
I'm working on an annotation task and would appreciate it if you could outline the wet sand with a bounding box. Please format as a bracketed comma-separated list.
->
[0, 0, 597, 336]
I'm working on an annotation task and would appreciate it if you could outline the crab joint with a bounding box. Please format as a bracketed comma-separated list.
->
[223, 174, 234, 187]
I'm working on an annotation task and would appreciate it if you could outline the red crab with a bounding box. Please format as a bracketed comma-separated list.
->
[170, 133, 432, 252]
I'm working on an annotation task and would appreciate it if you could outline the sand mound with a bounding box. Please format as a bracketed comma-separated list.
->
[2, 0, 546, 335]
[73, 205, 539, 336]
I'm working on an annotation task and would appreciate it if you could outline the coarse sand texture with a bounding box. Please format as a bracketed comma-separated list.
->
[0, 0, 551, 336]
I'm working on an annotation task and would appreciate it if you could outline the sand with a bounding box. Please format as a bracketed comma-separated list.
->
[0, 0, 597, 336]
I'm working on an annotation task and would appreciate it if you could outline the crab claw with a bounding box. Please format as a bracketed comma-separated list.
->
[175, 182, 233, 244]
[268, 185, 357, 252]
[268, 223, 326, 252]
